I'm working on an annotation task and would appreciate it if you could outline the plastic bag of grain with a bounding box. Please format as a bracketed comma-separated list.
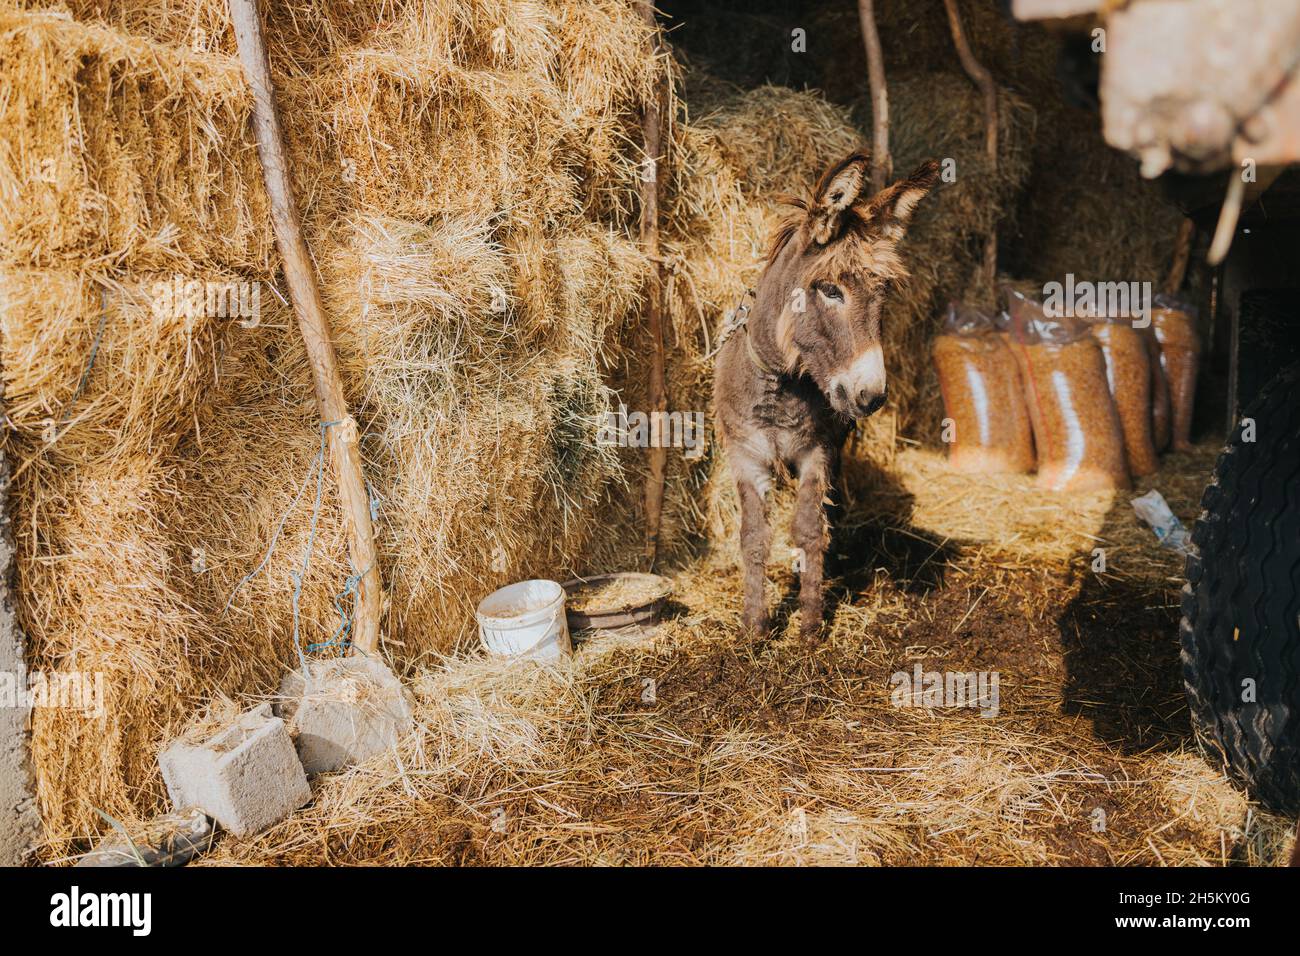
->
[1145, 324, 1173, 452]
[1086, 313, 1159, 476]
[932, 302, 1034, 474]
[1006, 290, 1130, 492]
[1151, 294, 1200, 452]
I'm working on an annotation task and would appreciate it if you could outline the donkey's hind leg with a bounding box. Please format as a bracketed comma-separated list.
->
[793, 447, 832, 642]
[737, 477, 772, 639]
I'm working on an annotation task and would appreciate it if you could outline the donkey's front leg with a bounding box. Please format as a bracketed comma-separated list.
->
[737, 478, 772, 638]
[793, 448, 832, 642]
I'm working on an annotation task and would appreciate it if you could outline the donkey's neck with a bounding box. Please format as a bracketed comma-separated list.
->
[746, 258, 800, 378]
[745, 306, 787, 378]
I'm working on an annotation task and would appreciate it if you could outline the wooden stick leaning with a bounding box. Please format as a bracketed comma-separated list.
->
[857, 0, 892, 192]
[229, 0, 383, 655]
[944, 0, 1000, 289]
[640, 0, 668, 568]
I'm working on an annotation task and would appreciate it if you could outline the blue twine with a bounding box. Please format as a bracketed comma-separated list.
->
[221, 420, 336, 620]
[288, 421, 336, 672]
[47, 290, 111, 440]
[223, 419, 368, 672]
[306, 478, 381, 658]
[306, 560, 372, 657]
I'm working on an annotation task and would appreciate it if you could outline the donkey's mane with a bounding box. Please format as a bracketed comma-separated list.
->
[763, 192, 906, 284]
[763, 150, 937, 284]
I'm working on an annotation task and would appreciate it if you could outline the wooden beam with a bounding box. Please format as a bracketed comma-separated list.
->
[1163, 217, 1194, 295]
[944, 0, 1000, 290]
[857, 0, 891, 191]
[639, 0, 668, 569]
[228, 0, 383, 655]
[1010, 0, 1101, 20]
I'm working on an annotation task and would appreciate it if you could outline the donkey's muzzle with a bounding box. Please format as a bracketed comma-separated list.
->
[830, 381, 886, 418]
[860, 390, 886, 417]
[830, 345, 887, 418]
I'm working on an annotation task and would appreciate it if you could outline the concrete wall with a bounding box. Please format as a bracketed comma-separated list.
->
[0, 431, 40, 864]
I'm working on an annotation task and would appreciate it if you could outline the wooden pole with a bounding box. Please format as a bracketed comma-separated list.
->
[1163, 217, 1194, 295]
[943, 0, 999, 290]
[640, 0, 668, 569]
[1207, 170, 1245, 266]
[229, 0, 383, 655]
[857, 0, 892, 192]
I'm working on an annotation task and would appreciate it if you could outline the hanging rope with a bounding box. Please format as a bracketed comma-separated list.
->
[223, 419, 376, 667]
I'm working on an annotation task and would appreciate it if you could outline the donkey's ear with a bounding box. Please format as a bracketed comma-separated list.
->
[857, 160, 942, 240]
[808, 150, 871, 245]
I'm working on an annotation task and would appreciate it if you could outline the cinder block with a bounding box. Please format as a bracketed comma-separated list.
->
[159, 703, 311, 838]
[275, 656, 413, 775]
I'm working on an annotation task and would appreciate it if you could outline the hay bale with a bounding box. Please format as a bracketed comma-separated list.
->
[1009, 101, 1184, 284]
[0, 9, 271, 271]
[692, 85, 861, 198]
[313, 212, 644, 651]
[21, 452, 209, 843]
[0, 268, 238, 459]
[1, 0, 675, 854]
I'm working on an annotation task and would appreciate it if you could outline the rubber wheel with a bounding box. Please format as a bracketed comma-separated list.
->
[1181, 361, 1300, 812]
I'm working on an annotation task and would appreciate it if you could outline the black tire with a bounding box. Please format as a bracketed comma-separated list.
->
[1181, 361, 1300, 812]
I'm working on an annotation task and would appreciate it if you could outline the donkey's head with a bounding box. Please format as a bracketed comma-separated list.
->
[757, 152, 940, 418]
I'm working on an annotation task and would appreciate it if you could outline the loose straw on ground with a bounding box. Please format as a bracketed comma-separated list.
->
[228, 0, 383, 654]
[640, 0, 668, 568]
[857, 0, 891, 192]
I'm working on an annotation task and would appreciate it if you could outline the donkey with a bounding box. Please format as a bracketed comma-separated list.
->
[713, 151, 940, 640]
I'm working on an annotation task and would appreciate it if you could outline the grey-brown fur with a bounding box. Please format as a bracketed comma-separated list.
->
[713, 151, 940, 640]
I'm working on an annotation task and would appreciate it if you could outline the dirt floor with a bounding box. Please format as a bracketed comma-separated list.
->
[181, 440, 1296, 867]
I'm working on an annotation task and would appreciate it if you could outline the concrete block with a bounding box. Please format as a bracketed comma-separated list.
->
[76, 808, 214, 867]
[159, 703, 310, 837]
[275, 656, 413, 775]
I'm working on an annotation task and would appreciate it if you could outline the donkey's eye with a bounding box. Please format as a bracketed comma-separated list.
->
[816, 283, 844, 304]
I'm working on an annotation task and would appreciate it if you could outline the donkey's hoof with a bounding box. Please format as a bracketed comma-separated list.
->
[797, 614, 827, 644]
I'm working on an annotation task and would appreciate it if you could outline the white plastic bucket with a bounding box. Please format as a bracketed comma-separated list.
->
[476, 579, 571, 662]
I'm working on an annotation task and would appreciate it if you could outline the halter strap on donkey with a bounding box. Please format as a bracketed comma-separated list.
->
[704, 287, 781, 376]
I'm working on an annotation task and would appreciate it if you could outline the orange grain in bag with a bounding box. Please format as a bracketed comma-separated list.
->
[1088, 317, 1158, 476]
[1151, 297, 1200, 452]
[1007, 290, 1130, 492]
[932, 303, 1034, 474]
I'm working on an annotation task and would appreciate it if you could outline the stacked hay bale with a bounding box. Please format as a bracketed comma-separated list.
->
[0, 6, 280, 847]
[0, 0, 701, 851]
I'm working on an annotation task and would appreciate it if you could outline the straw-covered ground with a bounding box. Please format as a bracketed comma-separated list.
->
[156, 439, 1290, 867]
